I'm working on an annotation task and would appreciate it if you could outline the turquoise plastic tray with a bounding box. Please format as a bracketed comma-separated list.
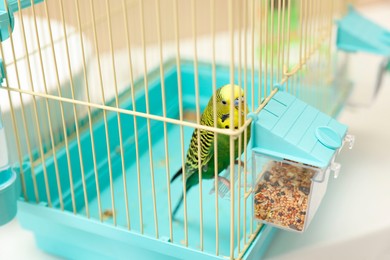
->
[16, 60, 275, 259]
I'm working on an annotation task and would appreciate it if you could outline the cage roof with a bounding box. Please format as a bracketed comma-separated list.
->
[336, 6, 390, 56]
[251, 91, 348, 169]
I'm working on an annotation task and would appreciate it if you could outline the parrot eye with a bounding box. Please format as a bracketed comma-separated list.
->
[221, 100, 227, 105]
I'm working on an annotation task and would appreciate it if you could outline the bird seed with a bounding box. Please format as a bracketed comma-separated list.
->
[254, 162, 315, 231]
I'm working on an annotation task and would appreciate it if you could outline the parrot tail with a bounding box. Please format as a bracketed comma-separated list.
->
[171, 167, 183, 183]
[172, 191, 184, 218]
[172, 183, 195, 219]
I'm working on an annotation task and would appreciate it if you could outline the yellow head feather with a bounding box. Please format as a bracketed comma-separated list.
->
[215, 84, 249, 129]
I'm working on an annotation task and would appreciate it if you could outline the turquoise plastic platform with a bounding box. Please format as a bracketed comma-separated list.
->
[336, 6, 390, 56]
[251, 91, 348, 168]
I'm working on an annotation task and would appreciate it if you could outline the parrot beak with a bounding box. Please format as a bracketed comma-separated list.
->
[234, 96, 246, 114]
[234, 96, 244, 107]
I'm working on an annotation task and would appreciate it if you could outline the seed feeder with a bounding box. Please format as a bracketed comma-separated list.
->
[250, 89, 354, 232]
[336, 5, 390, 104]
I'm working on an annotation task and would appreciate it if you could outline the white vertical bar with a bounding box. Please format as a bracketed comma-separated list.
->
[312, 0, 317, 54]
[191, 0, 203, 251]
[74, 0, 102, 221]
[326, 0, 334, 111]
[244, 0, 249, 246]
[307, 0, 311, 103]
[242, 121, 249, 244]
[297, 0, 304, 96]
[121, 0, 143, 233]
[304, 0, 309, 102]
[210, 0, 219, 254]
[304, 0, 309, 58]
[264, 0, 268, 98]
[57, 0, 89, 217]
[88, 0, 117, 225]
[305, 0, 311, 103]
[155, 0, 173, 242]
[229, 134, 235, 260]
[270, 0, 274, 90]
[312, 0, 318, 105]
[277, 0, 282, 81]
[228, 1, 235, 258]
[250, 0, 255, 111]
[138, 0, 159, 238]
[173, 0, 188, 246]
[30, 0, 64, 210]
[285, 0, 292, 92]
[105, 0, 130, 229]
[16, 0, 52, 206]
[327, 0, 334, 82]
[320, 0, 325, 98]
[237, 0, 242, 253]
[280, 0, 286, 87]
[309, 0, 314, 55]
[258, 0, 262, 104]
[42, 0, 76, 213]
[316, 0, 322, 88]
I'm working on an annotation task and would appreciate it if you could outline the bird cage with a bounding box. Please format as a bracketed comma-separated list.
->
[0, 0, 352, 259]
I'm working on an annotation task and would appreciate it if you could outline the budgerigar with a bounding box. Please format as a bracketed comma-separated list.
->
[171, 84, 251, 218]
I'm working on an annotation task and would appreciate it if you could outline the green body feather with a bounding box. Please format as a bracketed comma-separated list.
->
[171, 84, 251, 217]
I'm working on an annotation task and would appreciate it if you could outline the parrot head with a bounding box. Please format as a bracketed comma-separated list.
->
[215, 84, 249, 130]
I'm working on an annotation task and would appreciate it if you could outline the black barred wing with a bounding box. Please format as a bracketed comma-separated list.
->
[184, 128, 214, 180]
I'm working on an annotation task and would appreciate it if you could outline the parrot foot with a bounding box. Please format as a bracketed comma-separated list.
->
[234, 159, 245, 166]
[235, 160, 249, 174]
[209, 176, 231, 197]
[217, 176, 231, 189]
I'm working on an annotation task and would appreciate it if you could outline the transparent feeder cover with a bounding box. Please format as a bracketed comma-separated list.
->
[251, 134, 355, 232]
[252, 154, 324, 232]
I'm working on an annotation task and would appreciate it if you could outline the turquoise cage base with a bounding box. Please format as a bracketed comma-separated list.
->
[15, 59, 349, 259]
